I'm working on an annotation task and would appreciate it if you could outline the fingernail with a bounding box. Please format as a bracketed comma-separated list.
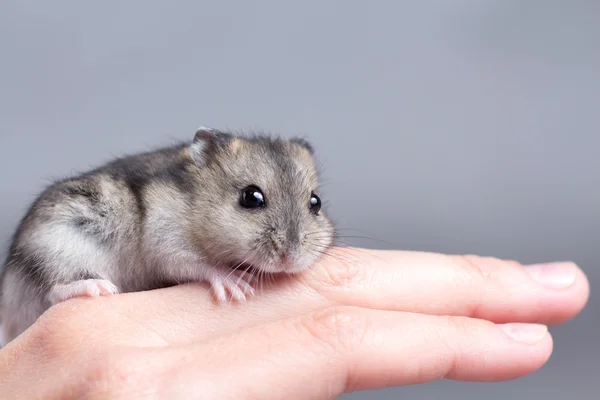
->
[498, 323, 548, 344]
[524, 262, 577, 289]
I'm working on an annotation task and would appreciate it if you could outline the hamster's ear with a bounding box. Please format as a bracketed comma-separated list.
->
[290, 137, 314, 154]
[191, 126, 232, 165]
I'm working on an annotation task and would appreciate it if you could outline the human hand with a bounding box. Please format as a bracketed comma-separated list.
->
[0, 247, 589, 399]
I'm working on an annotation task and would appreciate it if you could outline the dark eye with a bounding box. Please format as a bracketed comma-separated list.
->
[309, 193, 321, 214]
[240, 185, 266, 208]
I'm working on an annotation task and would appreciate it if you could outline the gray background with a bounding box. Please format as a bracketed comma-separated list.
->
[1, 0, 598, 398]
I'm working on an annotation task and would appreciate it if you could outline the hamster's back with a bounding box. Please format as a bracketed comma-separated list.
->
[0, 142, 193, 344]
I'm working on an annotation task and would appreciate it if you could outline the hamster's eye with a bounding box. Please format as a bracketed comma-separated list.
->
[240, 185, 266, 208]
[309, 193, 321, 214]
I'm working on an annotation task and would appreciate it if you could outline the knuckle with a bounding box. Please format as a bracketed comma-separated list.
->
[438, 314, 473, 338]
[447, 254, 525, 318]
[447, 255, 496, 317]
[450, 254, 496, 285]
[503, 258, 525, 271]
[430, 315, 476, 374]
[311, 251, 367, 290]
[299, 306, 371, 354]
[435, 314, 494, 351]
[450, 254, 523, 283]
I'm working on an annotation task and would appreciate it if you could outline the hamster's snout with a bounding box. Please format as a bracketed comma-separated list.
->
[278, 244, 300, 265]
[275, 236, 299, 265]
[251, 226, 308, 273]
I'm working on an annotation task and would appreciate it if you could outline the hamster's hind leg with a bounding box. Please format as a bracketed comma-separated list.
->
[15, 221, 122, 306]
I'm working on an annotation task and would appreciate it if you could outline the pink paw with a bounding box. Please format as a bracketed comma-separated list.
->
[48, 279, 119, 305]
[208, 269, 256, 303]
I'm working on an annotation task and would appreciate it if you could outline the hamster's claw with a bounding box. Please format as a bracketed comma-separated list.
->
[208, 270, 255, 303]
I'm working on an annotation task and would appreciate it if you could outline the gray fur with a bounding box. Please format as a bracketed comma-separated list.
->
[0, 129, 334, 345]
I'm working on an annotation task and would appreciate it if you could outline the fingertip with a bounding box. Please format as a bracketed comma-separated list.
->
[537, 265, 591, 326]
[498, 322, 554, 380]
[447, 322, 555, 383]
[509, 324, 554, 380]
[572, 265, 591, 315]
[494, 328, 554, 382]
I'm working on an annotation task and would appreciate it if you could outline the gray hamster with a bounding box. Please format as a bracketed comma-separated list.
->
[0, 127, 335, 345]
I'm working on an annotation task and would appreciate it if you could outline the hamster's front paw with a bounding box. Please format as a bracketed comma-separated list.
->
[48, 279, 119, 305]
[207, 269, 256, 303]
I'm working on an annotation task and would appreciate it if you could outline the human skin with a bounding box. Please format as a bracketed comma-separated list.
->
[0, 247, 590, 399]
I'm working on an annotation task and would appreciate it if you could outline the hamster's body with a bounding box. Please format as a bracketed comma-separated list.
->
[0, 128, 334, 345]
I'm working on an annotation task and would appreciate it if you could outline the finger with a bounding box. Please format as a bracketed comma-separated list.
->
[154, 248, 588, 329]
[302, 248, 590, 325]
[148, 307, 553, 399]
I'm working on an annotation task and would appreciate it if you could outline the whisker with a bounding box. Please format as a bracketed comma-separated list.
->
[236, 262, 255, 288]
[224, 252, 252, 280]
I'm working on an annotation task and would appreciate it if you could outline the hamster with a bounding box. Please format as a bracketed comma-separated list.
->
[0, 127, 335, 345]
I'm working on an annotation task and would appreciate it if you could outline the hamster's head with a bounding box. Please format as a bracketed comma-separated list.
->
[188, 127, 335, 275]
